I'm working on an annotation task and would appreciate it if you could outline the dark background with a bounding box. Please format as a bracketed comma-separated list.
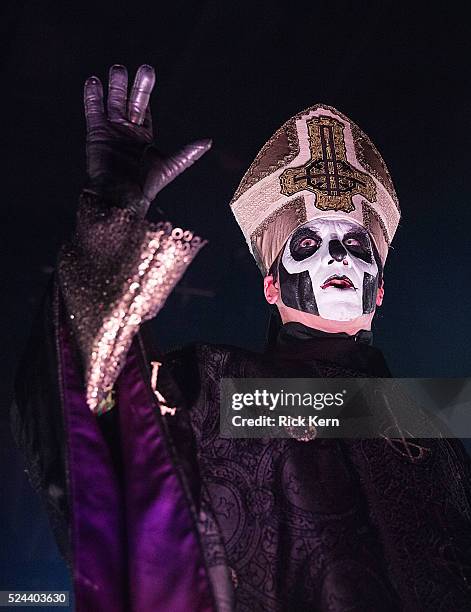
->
[1, 0, 470, 601]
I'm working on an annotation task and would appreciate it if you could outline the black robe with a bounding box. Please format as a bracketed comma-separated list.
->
[11, 284, 471, 611]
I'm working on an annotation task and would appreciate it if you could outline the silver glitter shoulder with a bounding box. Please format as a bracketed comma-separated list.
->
[58, 195, 207, 414]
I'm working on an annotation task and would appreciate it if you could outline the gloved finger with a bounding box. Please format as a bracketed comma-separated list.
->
[84, 76, 105, 132]
[169, 139, 213, 176]
[128, 64, 155, 125]
[107, 64, 128, 121]
[145, 138, 212, 199]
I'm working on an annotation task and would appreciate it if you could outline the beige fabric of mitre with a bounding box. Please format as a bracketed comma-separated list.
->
[230, 104, 401, 275]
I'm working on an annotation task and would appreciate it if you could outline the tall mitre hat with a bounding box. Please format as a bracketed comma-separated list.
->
[230, 104, 401, 275]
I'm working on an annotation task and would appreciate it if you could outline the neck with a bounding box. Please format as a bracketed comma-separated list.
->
[277, 303, 374, 336]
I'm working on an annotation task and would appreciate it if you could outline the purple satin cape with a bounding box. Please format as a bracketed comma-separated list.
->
[57, 316, 215, 611]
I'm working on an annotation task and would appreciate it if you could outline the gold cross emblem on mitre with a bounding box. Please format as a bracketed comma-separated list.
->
[279, 116, 376, 213]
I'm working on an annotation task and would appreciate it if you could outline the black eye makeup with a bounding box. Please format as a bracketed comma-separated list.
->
[342, 230, 372, 263]
[289, 227, 321, 261]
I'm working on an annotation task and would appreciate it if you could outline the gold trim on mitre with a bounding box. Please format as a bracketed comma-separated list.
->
[230, 104, 400, 275]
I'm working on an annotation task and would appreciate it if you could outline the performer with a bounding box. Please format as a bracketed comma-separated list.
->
[11, 65, 471, 611]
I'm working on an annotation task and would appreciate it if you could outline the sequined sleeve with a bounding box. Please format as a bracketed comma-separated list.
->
[57, 194, 207, 414]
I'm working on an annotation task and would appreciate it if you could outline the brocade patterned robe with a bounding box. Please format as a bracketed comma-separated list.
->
[11, 199, 471, 611]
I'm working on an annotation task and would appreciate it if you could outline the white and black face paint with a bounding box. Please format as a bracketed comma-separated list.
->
[278, 219, 381, 321]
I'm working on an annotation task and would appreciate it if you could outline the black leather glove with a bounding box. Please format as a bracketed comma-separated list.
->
[83, 64, 211, 216]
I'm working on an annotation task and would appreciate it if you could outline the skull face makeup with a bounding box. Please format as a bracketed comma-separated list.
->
[278, 218, 380, 321]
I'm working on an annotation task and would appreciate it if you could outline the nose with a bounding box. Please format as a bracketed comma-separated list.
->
[328, 239, 348, 263]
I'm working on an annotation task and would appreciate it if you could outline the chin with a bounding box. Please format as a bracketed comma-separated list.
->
[318, 302, 362, 322]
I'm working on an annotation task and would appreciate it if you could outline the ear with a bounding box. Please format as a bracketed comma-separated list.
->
[264, 275, 280, 304]
[376, 280, 385, 307]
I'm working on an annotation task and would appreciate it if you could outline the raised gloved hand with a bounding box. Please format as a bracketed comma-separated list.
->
[83, 64, 211, 216]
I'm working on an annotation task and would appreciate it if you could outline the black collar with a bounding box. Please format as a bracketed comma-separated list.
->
[276, 322, 373, 346]
[271, 322, 390, 377]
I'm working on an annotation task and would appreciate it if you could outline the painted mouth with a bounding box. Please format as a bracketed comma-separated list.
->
[321, 275, 355, 290]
